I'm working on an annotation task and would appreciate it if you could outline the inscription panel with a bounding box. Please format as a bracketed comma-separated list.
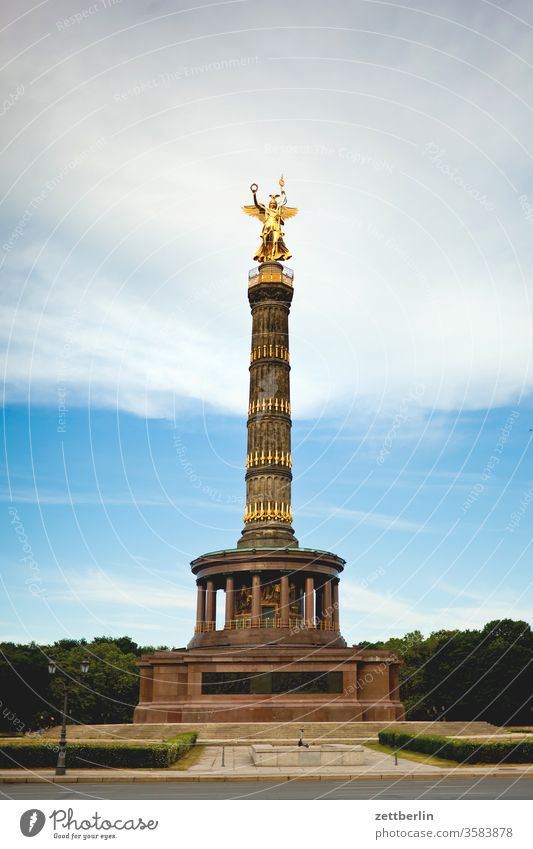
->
[202, 670, 343, 695]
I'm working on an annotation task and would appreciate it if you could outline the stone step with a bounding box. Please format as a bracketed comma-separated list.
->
[200, 737, 378, 746]
[191, 721, 500, 742]
[39, 720, 500, 742]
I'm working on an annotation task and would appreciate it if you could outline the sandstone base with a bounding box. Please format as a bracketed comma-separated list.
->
[134, 646, 404, 724]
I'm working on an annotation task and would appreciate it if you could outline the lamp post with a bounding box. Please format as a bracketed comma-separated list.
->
[48, 658, 90, 776]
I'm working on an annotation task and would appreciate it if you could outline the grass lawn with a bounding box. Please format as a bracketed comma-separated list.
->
[364, 742, 462, 768]
[168, 744, 205, 771]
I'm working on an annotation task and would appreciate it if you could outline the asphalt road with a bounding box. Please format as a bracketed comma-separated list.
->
[1, 778, 532, 800]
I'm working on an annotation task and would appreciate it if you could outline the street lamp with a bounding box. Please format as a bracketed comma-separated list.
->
[48, 658, 90, 776]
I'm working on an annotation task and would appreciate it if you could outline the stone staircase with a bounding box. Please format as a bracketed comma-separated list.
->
[40, 720, 502, 744]
[182, 720, 501, 744]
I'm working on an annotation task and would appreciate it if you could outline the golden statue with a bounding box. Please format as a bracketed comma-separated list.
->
[243, 175, 298, 263]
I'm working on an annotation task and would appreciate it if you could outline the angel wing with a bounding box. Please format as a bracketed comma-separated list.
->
[242, 204, 266, 220]
[280, 206, 298, 219]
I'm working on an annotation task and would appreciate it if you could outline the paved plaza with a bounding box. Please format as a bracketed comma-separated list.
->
[1, 744, 532, 786]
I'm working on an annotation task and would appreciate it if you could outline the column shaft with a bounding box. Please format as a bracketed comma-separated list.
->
[251, 574, 261, 627]
[224, 575, 234, 629]
[205, 579, 216, 627]
[280, 575, 289, 628]
[238, 264, 298, 549]
[323, 580, 333, 626]
[196, 582, 206, 629]
[332, 580, 340, 630]
[304, 576, 314, 627]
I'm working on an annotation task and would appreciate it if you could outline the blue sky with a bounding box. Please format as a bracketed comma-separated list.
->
[1, 0, 533, 646]
[3, 401, 532, 646]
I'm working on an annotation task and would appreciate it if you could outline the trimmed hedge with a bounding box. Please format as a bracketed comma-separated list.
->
[378, 730, 533, 764]
[0, 732, 197, 769]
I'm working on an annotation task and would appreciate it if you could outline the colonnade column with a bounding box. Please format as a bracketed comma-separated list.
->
[315, 584, 323, 624]
[196, 582, 205, 630]
[224, 575, 234, 629]
[323, 579, 332, 626]
[280, 574, 289, 628]
[304, 576, 314, 627]
[206, 579, 216, 627]
[251, 574, 261, 627]
[332, 580, 340, 630]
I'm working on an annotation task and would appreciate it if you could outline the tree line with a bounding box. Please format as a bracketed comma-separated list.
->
[0, 619, 531, 731]
[0, 636, 169, 733]
[358, 619, 533, 725]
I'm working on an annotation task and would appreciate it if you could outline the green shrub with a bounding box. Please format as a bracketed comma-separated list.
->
[378, 730, 533, 764]
[0, 732, 197, 769]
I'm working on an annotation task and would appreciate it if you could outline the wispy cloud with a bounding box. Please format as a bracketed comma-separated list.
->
[1, 1, 532, 419]
[433, 580, 489, 603]
[0, 490, 169, 507]
[300, 503, 424, 532]
[49, 569, 196, 612]
[341, 581, 533, 642]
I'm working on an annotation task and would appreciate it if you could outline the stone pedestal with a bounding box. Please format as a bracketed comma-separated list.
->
[134, 641, 404, 724]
